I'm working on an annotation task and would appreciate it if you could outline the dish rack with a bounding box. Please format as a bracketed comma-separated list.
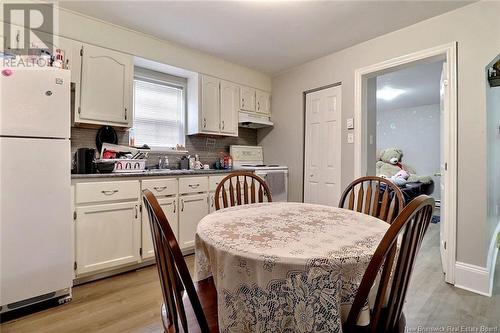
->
[108, 159, 147, 173]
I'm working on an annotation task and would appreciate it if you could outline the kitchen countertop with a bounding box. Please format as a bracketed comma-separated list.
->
[71, 168, 254, 179]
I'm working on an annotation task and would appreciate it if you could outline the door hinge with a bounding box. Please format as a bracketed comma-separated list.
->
[80, 47, 83, 56]
[139, 247, 143, 256]
[74, 262, 77, 270]
[73, 211, 77, 220]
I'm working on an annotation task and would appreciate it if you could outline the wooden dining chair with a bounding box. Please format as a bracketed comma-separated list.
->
[343, 195, 435, 333]
[339, 176, 405, 224]
[214, 172, 272, 210]
[142, 189, 218, 333]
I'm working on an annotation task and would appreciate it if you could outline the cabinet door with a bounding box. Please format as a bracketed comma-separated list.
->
[178, 193, 209, 249]
[142, 196, 178, 260]
[201, 75, 220, 133]
[240, 86, 256, 112]
[75, 202, 140, 275]
[220, 80, 239, 136]
[79, 43, 133, 127]
[256, 90, 271, 115]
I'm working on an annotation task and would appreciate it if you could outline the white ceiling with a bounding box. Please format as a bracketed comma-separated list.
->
[376, 60, 444, 112]
[60, 1, 471, 75]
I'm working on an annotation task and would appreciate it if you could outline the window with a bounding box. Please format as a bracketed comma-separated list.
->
[133, 68, 186, 148]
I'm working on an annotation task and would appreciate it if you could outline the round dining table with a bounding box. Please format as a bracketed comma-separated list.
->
[195, 202, 389, 333]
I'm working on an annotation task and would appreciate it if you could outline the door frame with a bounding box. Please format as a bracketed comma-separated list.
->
[353, 42, 458, 284]
[302, 82, 343, 203]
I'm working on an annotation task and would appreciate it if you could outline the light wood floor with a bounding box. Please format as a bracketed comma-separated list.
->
[1, 225, 499, 332]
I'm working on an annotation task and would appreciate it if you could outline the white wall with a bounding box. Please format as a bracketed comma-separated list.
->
[259, 1, 500, 268]
[376, 104, 441, 200]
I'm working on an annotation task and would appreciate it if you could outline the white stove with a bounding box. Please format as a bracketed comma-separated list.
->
[230, 145, 288, 201]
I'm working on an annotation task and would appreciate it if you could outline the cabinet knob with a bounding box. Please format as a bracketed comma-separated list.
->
[257, 101, 260, 111]
[221, 120, 225, 130]
[124, 108, 128, 120]
[203, 118, 207, 128]
[181, 199, 185, 212]
[173, 200, 176, 213]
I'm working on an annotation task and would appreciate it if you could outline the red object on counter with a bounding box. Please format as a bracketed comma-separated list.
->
[102, 149, 117, 159]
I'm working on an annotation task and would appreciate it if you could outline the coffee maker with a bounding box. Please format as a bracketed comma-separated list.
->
[75, 148, 96, 174]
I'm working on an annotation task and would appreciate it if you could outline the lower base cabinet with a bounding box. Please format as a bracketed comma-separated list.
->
[141, 196, 178, 259]
[179, 193, 209, 249]
[75, 202, 141, 275]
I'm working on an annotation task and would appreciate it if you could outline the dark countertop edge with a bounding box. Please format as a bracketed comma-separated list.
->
[71, 168, 255, 179]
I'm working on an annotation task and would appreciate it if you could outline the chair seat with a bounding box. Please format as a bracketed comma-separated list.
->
[163, 277, 219, 333]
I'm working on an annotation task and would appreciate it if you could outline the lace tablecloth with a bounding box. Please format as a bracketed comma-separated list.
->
[195, 202, 388, 333]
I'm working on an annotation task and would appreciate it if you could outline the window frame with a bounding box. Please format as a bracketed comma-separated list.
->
[133, 67, 187, 148]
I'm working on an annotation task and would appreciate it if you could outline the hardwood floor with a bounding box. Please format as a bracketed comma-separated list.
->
[1, 225, 498, 332]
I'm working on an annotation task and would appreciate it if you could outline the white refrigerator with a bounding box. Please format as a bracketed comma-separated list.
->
[0, 67, 73, 312]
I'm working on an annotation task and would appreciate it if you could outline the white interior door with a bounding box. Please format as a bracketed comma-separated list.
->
[304, 85, 342, 206]
[439, 62, 448, 277]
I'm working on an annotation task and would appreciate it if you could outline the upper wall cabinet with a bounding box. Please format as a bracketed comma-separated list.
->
[187, 74, 238, 137]
[220, 80, 239, 136]
[76, 43, 133, 128]
[256, 90, 271, 115]
[200, 75, 221, 134]
[240, 86, 256, 112]
[78, 44, 133, 127]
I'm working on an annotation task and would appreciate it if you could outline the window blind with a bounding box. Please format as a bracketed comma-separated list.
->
[133, 78, 185, 148]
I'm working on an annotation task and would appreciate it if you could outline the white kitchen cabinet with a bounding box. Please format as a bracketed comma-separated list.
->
[77, 43, 133, 127]
[220, 80, 239, 136]
[75, 201, 141, 275]
[240, 86, 256, 112]
[178, 193, 209, 249]
[256, 90, 271, 115]
[141, 196, 178, 259]
[188, 75, 239, 137]
[200, 75, 220, 133]
[58, 37, 82, 119]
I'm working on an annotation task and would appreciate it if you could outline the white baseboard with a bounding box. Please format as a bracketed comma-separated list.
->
[454, 221, 499, 297]
[455, 262, 491, 296]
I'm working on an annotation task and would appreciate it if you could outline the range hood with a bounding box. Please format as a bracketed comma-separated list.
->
[238, 112, 274, 129]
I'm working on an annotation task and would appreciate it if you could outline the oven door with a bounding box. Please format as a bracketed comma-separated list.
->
[255, 170, 288, 202]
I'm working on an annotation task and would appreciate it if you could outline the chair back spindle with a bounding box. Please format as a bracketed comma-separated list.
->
[339, 176, 405, 224]
[215, 172, 272, 210]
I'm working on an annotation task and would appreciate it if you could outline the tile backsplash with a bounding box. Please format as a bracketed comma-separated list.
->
[71, 126, 257, 169]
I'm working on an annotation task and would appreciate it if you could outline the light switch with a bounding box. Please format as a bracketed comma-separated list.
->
[346, 118, 354, 130]
[347, 133, 354, 144]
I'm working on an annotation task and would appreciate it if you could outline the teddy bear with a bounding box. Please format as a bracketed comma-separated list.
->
[376, 148, 432, 184]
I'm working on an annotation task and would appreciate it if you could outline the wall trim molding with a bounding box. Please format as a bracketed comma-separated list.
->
[455, 262, 491, 297]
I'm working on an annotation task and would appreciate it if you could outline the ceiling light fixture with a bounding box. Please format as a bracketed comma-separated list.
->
[377, 86, 406, 101]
